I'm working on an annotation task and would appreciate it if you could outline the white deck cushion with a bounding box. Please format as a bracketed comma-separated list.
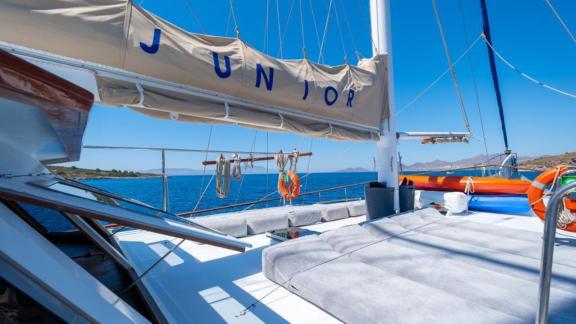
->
[346, 200, 366, 217]
[262, 208, 576, 323]
[286, 206, 322, 226]
[193, 213, 248, 238]
[318, 203, 349, 221]
[245, 212, 289, 235]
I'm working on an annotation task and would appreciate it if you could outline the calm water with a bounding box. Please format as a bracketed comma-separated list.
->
[31, 170, 538, 231]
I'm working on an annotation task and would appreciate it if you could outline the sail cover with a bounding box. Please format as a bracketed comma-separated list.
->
[0, 0, 388, 140]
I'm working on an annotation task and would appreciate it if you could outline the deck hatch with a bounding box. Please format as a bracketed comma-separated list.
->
[0, 175, 251, 252]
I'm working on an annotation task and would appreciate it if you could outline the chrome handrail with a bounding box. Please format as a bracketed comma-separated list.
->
[536, 181, 576, 324]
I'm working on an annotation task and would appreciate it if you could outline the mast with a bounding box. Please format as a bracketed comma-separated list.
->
[479, 0, 510, 154]
[370, 0, 399, 211]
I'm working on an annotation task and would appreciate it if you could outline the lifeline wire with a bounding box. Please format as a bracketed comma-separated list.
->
[396, 34, 482, 116]
[482, 34, 576, 100]
[544, 0, 576, 45]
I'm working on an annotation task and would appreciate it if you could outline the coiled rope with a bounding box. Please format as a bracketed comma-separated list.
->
[216, 154, 231, 198]
[232, 153, 242, 180]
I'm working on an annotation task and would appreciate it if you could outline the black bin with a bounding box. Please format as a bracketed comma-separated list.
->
[365, 182, 395, 220]
[399, 185, 415, 212]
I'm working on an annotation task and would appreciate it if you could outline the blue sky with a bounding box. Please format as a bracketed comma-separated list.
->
[70, 0, 576, 172]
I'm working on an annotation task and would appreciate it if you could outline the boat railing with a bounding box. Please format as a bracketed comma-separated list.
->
[82, 145, 369, 218]
[177, 181, 369, 217]
[536, 180, 576, 324]
[83, 145, 287, 213]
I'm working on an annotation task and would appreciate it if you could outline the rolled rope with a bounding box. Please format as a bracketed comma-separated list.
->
[216, 154, 231, 198]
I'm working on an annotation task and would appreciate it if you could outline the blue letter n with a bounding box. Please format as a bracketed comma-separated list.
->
[255, 64, 274, 91]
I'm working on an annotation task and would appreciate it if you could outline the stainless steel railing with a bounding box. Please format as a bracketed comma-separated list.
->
[83, 145, 280, 213]
[536, 181, 576, 324]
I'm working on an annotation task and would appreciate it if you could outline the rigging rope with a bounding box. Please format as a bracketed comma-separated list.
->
[275, 0, 284, 58]
[318, 0, 334, 63]
[396, 35, 482, 116]
[193, 126, 213, 211]
[303, 139, 313, 192]
[228, 0, 240, 38]
[431, 0, 472, 134]
[264, 0, 270, 53]
[338, 0, 362, 62]
[458, 0, 489, 160]
[181, 0, 206, 33]
[482, 34, 576, 99]
[308, 0, 322, 60]
[298, 0, 307, 58]
[234, 130, 258, 204]
[265, 132, 270, 206]
[280, 0, 297, 56]
[544, 0, 576, 45]
[332, 2, 349, 64]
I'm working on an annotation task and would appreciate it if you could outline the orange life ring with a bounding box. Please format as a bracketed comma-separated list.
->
[527, 166, 576, 232]
[278, 170, 300, 200]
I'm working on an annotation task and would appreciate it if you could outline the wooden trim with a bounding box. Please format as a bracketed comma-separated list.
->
[0, 50, 95, 162]
[0, 50, 93, 111]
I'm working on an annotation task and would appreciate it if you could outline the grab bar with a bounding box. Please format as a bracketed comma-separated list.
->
[536, 181, 576, 324]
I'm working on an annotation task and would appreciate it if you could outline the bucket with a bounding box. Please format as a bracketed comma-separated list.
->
[365, 182, 395, 220]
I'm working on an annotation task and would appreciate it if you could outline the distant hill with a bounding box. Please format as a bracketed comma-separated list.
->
[338, 167, 371, 173]
[49, 166, 157, 179]
[144, 166, 272, 176]
[520, 152, 576, 169]
[402, 152, 576, 171]
[403, 154, 533, 171]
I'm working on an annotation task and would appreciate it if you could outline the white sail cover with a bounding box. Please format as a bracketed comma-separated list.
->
[0, 0, 388, 140]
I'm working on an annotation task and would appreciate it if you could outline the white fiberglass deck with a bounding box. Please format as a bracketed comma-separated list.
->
[115, 210, 575, 323]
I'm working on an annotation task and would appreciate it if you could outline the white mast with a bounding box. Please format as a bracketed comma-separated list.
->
[370, 0, 399, 211]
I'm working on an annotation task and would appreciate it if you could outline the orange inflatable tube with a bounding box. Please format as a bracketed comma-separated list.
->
[400, 175, 531, 195]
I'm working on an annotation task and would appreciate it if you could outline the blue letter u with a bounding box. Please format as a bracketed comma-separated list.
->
[140, 28, 161, 54]
[212, 52, 232, 79]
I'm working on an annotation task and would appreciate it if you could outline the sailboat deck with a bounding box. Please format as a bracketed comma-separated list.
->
[115, 209, 576, 323]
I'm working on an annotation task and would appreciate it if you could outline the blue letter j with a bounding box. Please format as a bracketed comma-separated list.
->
[140, 28, 161, 54]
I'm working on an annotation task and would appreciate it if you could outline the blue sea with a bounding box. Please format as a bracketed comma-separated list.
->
[30, 170, 538, 231]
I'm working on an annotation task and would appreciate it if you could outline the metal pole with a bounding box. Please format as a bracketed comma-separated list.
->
[536, 181, 576, 324]
[161, 149, 170, 212]
[370, 0, 399, 211]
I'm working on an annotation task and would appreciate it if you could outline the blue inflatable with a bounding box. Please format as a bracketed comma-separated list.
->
[468, 195, 532, 215]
